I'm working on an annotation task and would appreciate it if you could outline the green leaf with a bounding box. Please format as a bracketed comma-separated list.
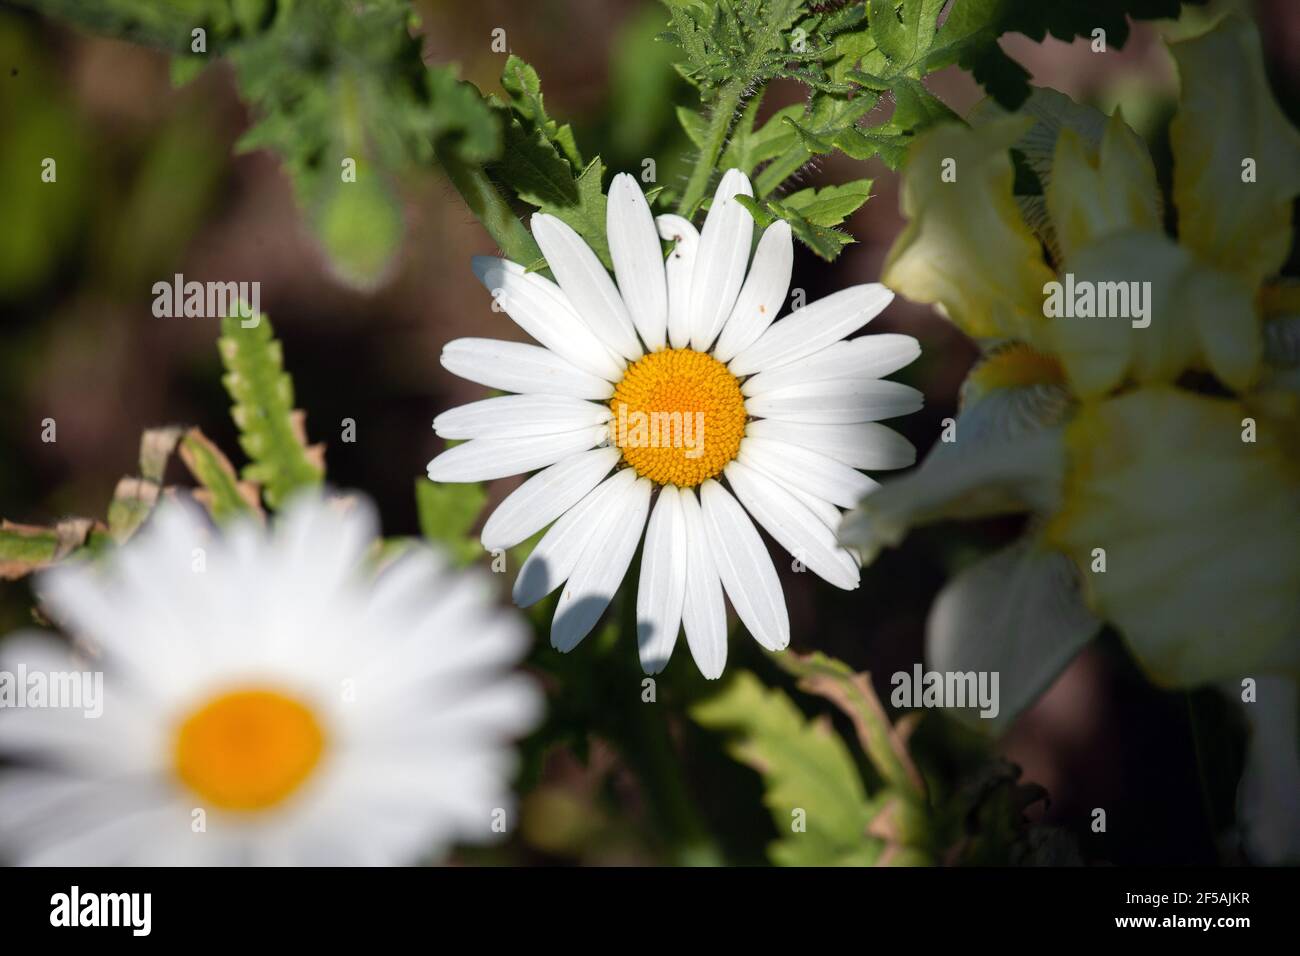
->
[868, 0, 945, 75]
[490, 57, 612, 267]
[890, 75, 958, 130]
[734, 195, 777, 228]
[12, 0, 266, 53]
[676, 105, 710, 149]
[501, 54, 582, 166]
[778, 210, 851, 259]
[415, 479, 487, 567]
[499, 114, 580, 208]
[924, 0, 1191, 108]
[0, 519, 95, 580]
[178, 427, 261, 524]
[221, 2, 499, 287]
[530, 156, 613, 269]
[720, 97, 806, 179]
[772, 650, 927, 799]
[663, 0, 808, 97]
[218, 313, 325, 511]
[781, 178, 873, 225]
[752, 92, 878, 196]
[692, 670, 880, 866]
[738, 193, 857, 261]
[105, 427, 184, 542]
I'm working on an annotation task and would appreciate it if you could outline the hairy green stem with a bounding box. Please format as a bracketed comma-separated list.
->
[435, 145, 542, 266]
[676, 79, 747, 219]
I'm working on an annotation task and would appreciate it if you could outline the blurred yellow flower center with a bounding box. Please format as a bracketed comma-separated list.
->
[609, 349, 746, 488]
[174, 688, 326, 812]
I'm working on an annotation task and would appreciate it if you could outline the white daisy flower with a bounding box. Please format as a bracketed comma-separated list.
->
[0, 495, 541, 866]
[429, 169, 923, 678]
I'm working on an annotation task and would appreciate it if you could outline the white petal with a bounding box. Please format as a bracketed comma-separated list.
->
[711, 220, 793, 363]
[657, 214, 699, 350]
[552, 476, 652, 651]
[532, 213, 642, 360]
[471, 257, 624, 381]
[927, 540, 1099, 732]
[513, 469, 637, 606]
[698, 478, 789, 652]
[724, 461, 859, 590]
[608, 173, 668, 351]
[434, 395, 610, 440]
[746, 419, 916, 471]
[739, 436, 877, 509]
[689, 169, 754, 352]
[679, 488, 728, 679]
[636, 486, 687, 674]
[746, 378, 924, 424]
[760, 470, 847, 538]
[728, 284, 894, 376]
[427, 427, 606, 483]
[741, 334, 921, 396]
[441, 338, 614, 400]
[481, 446, 621, 551]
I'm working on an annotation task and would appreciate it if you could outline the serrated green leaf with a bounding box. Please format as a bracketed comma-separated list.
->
[499, 114, 580, 208]
[0, 518, 101, 579]
[179, 427, 260, 524]
[781, 178, 874, 226]
[692, 670, 879, 865]
[774, 204, 856, 259]
[502, 54, 583, 167]
[663, 0, 809, 97]
[890, 75, 958, 130]
[218, 313, 325, 511]
[526, 156, 613, 270]
[739, 184, 865, 261]
[721, 99, 805, 178]
[491, 57, 612, 267]
[832, 123, 911, 167]
[753, 92, 878, 196]
[415, 479, 487, 567]
[104, 427, 184, 542]
[868, 0, 944, 75]
[772, 650, 927, 799]
[783, 114, 837, 154]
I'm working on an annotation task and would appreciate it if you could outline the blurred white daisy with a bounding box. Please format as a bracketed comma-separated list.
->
[0, 495, 541, 866]
[429, 169, 922, 677]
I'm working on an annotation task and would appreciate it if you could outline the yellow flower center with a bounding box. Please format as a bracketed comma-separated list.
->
[609, 349, 746, 488]
[174, 688, 326, 813]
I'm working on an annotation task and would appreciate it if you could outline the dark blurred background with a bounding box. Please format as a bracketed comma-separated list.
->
[2, 0, 1297, 864]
